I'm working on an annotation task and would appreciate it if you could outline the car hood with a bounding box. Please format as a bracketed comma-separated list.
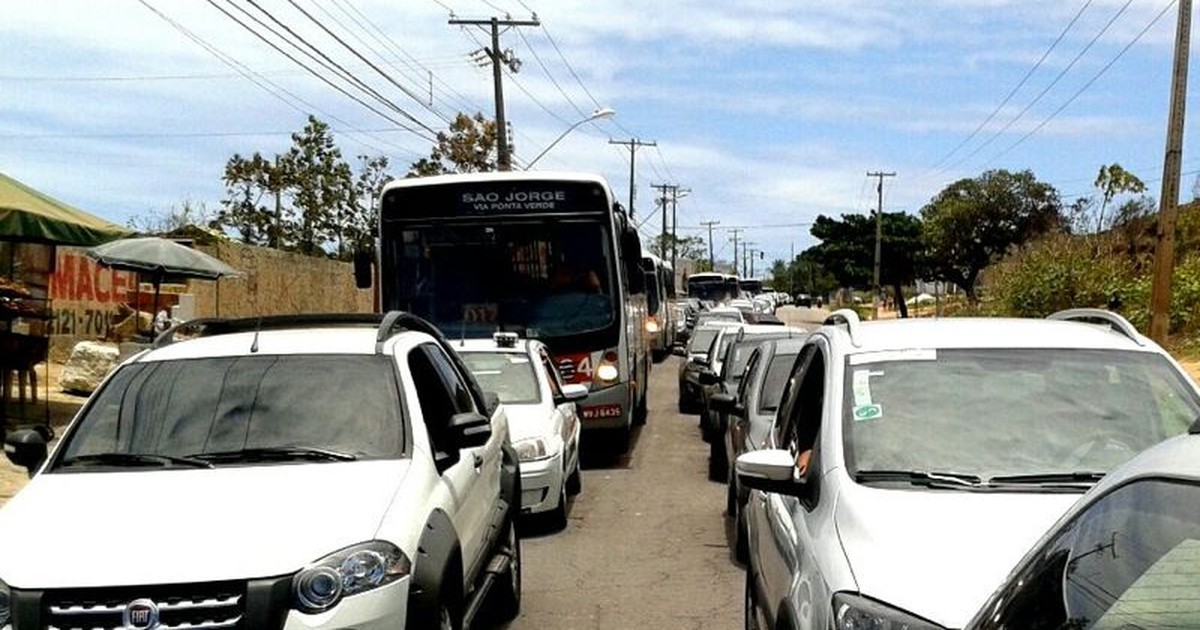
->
[505, 403, 557, 443]
[0, 460, 409, 588]
[834, 479, 1080, 628]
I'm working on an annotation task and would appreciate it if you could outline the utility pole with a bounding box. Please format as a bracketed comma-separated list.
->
[609, 138, 656, 218]
[790, 242, 795, 297]
[450, 15, 540, 171]
[670, 186, 690, 273]
[1150, 0, 1192, 343]
[743, 242, 757, 278]
[868, 171, 896, 320]
[700, 220, 720, 270]
[651, 183, 676, 258]
[729, 228, 743, 276]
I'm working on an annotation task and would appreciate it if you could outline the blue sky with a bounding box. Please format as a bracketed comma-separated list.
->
[2, 1, 1196, 271]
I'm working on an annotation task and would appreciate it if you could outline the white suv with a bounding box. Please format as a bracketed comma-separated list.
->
[738, 308, 1200, 630]
[0, 312, 521, 630]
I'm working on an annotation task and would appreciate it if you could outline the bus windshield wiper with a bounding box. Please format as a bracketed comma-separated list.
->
[189, 446, 358, 463]
[60, 452, 213, 469]
[854, 469, 983, 488]
[987, 472, 1105, 487]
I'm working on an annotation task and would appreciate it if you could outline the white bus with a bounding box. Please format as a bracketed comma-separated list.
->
[641, 252, 677, 362]
[686, 271, 739, 304]
[375, 172, 651, 448]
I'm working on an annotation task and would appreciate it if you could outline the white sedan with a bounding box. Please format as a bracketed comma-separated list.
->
[459, 333, 587, 530]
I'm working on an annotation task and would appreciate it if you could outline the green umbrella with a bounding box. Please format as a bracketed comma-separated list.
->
[86, 237, 241, 331]
[0, 172, 129, 245]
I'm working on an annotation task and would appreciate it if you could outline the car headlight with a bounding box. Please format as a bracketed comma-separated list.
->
[293, 541, 410, 614]
[0, 578, 10, 627]
[512, 436, 558, 462]
[833, 592, 943, 630]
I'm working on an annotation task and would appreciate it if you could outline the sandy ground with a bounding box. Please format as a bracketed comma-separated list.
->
[1, 362, 88, 505]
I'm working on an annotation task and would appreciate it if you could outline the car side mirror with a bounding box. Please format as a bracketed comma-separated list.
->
[672, 346, 687, 357]
[353, 248, 374, 289]
[736, 449, 806, 496]
[4, 429, 48, 476]
[555, 383, 589, 405]
[449, 411, 492, 449]
[693, 353, 710, 366]
[698, 370, 720, 386]
[710, 392, 744, 417]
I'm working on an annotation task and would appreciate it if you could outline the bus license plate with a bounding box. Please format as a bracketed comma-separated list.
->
[581, 404, 622, 420]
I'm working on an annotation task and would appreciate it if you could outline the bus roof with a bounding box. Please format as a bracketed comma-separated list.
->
[383, 170, 613, 191]
[688, 272, 738, 281]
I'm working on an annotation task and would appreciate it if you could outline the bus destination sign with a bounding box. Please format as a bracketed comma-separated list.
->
[383, 181, 606, 219]
[461, 189, 566, 213]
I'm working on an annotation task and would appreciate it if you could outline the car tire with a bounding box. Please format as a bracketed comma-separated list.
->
[547, 477, 568, 531]
[708, 436, 727, 482]
[488, 519, 522, 621]
[726, 465, 737, 516]
[744, 567, 762, 630]
[566, 460, 582, 496]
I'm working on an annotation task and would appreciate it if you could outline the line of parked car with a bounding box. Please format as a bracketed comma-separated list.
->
[0, 313, 590, 630]
[677, 305, 1200, 629]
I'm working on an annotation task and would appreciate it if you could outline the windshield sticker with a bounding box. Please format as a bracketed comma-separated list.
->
[853, 404, 883, 421]
[852, 369, 873, 407]
[849, 349, 937, 365]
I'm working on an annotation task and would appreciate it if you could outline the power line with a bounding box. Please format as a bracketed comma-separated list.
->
[136, 0, 415, 158]
[986, 0, 1178, 164]
[205, 0, 439, 142]
[283, 0, 452, 125]
[919, 0, 1095, 177]
[539, 23, 604, 110]
[941, 0, 1135, 175]
[516, 26, 590, 120]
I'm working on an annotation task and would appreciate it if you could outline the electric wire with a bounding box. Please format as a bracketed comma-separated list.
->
[206, 0, 438, 142]
[986, 0, 1177, 165]
[939, 0, 1135, 176]
[539, 23, 605, 111]
[136, 0, 416, 158]
[918, 0, 1095, 178]
[516, 26, 590, 120]
[283, 0, 452, 125]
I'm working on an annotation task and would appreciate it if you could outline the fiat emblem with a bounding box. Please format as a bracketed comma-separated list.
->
[122, 598, 160, 630]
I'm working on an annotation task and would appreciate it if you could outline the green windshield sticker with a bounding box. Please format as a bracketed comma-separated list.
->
[853, 404, 883, 421]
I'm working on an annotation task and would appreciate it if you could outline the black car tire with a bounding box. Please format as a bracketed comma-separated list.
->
[744, 567, 762, 630]
[708, 436, 727, 482]
[566, 460, 582, 496]
[488, 518, 522, 621]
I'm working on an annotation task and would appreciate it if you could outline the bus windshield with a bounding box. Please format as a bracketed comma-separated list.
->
[382, 219, 617, 340]
[688, 275, 736, 303]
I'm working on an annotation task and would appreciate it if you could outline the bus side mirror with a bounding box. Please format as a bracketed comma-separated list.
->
[354, 249, 373, 289]
[622, 229, 644, 294]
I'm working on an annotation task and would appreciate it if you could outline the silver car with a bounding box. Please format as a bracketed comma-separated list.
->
[738, 309, 1200, 629]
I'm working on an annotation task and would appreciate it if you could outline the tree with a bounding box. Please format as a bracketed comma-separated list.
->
[408, 112, 499, 176]
[921, 169, 1062, 302]
[215, 152, 278, 246]
[348, 155, 392, 252]
[284, 116, 354, 256]
[803, 211, 925, 316]
[129, 199, 215, 235]
[647, 233, 706, 262]
[1094, 163, 1146, 233]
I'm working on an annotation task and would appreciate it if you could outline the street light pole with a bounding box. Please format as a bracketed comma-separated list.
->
[524, 108, 615, 170]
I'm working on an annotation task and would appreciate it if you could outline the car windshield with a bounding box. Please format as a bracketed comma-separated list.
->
[56, 355, 405, 466]
[689, 328, 720, 354]
[698, 311, 741, 325]
[981, 478, 1200, 629]
[759, 352, 799, 413]
[460, 350, 541, 405]
[843, 348, 1200, 480]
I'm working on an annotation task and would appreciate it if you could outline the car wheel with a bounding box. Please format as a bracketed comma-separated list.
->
[488, 519, 522, 621]
[438, 603, 458, 630]
[726, 465, 737, 516]
[708, 436, 727, 482]
[566, 460, 582, 496]
[548, 473, 569, 531]
[744, 567, 762, 630]
[734, 493, 749, 565]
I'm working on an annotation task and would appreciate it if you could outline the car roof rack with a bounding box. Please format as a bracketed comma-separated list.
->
[1046, 308, 1144, 346]
[151, 311, 452, 354]
[822, 308, 862, 347]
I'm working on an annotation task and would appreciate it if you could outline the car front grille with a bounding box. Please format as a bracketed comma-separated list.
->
[42, 581, 244, 630]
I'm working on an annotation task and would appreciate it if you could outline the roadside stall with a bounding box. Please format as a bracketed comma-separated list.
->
[0, 172, 129, 437]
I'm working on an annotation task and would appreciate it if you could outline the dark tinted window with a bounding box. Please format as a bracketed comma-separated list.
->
[59, 355, 404, 462]
[977, 478, 1200, 629]
[759, 352, 800, 413]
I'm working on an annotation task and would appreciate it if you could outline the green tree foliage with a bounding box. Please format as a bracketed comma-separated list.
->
[770, 254, 838, 300]
[803, 211, 925, 316]
[408, 112, 498, 176]
[129, 199, 215, 236]
[214, 116, 392, 259]
[920, 169, 1062, 302]
[1094, 163, 1146, 233]
[647, 233, 707, 262]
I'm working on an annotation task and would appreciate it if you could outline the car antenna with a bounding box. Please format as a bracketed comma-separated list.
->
[250, 316, 263, 353]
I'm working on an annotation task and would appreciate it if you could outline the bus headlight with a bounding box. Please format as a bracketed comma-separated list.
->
[595, 363, 619, 382]
[293, 542, 410, 613]
[645, 318, 661, 334]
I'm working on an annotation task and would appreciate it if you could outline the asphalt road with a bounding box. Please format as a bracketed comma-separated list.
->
[505, 306, 826, 629]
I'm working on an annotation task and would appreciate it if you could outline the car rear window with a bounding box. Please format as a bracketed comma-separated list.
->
[58, 355, 405, 463]
[460, 351, 541, 405]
